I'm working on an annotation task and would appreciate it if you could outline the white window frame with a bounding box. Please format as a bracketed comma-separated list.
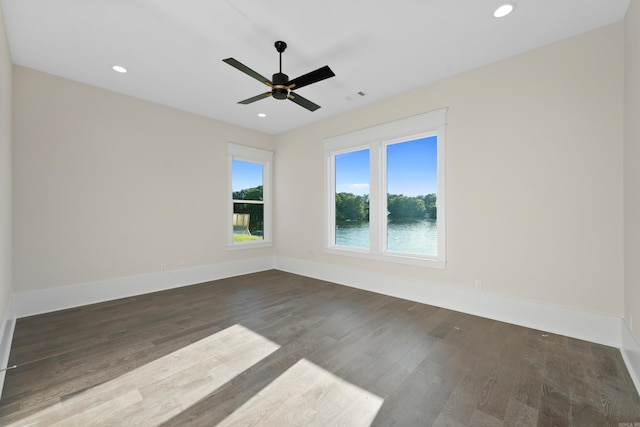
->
[228, 142, 273, 249]
[323, 108, 447, 269]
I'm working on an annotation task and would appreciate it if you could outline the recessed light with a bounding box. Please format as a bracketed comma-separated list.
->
[258, 113, 266, 118]
[494, 3, 515, 18]
[112, 65, 127, 73]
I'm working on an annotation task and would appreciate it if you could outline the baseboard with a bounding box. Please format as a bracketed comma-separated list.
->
[274, 256, 622, 348]
[0, 296, 16, 398]
[621, 319, 640, 393]
[14, 257, 274, 318]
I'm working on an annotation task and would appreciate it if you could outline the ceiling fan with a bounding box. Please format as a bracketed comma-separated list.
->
[223, 41, 335, 112]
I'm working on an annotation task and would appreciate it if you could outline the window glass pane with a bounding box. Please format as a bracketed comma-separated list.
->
[335, 149, 370, 248]
[232, 160, 263, 201]
[233, 203, 264, 242]
[386, 136, 437, 255]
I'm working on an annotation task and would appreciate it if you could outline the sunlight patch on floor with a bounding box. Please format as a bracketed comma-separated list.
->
[218, 358, 384, 427]
[11, 324, 280, 426]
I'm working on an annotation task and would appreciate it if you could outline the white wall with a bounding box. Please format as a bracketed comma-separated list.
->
[12, 67, 274, 292]
[623, 0, 640, 385]
[274, 23, 625, 317]
[0, 1, 14, 390]
[0, 1, 13, 331]
[625, 0, 640, 339]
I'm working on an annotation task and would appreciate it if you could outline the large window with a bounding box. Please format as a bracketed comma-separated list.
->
[228, 143, 273, 248]
[324, 108, 446, 268]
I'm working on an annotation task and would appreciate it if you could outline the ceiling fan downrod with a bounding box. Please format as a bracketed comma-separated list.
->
[275, 41, 287, 72]
[272, 41, 289, 99]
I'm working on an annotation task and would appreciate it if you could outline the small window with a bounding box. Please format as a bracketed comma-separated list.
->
[228, 143, 273, 248]
[324, 108, 447, 268]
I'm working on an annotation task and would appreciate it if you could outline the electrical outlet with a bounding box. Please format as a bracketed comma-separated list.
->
[475, 280, 483, 291]
[160, 263, 166, 272]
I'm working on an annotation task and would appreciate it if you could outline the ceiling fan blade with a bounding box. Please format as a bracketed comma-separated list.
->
[223, 58, 273, 87]
[286, 65, 335, 90]
[239, 92, 272, 105]
[288, 92, 321, 111]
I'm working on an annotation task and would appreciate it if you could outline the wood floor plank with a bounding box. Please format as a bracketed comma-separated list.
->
[369, 332, 436, 398]
[510, 332, 546, 410]
[503, 397, 538, 426]
[0, 270, 638, 426]
[438, 373, 484, 425]
[371, 358, 457, 427]
[538, 341, 571, 427]
[474, 329, 524, 422]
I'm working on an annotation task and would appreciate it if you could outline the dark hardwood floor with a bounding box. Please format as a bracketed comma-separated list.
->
[0, 270, 638, 426]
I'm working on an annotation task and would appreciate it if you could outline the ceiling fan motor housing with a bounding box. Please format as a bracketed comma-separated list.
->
[272, 72, 289, 100]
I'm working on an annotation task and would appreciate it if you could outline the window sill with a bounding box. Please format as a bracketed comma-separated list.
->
[324, 247, 446, 269]
[228, 241, 273, 251]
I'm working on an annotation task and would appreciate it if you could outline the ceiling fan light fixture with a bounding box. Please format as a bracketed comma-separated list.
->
[494, 3, 516, 18]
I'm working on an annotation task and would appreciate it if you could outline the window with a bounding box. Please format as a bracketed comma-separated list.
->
[335, 149, 370, 249]
[324, 108, 447, 268]
[228, 143, 273, 248]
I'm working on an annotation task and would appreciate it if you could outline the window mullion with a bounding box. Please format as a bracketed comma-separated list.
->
[326, 153, 337, 248]
[380, 141, 389, 255]
[232, 199, 264, 205]
[369, 141, 382, 254]
[262, 158, 272, 242]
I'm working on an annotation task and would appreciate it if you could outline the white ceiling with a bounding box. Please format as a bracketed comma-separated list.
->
[1, 0, 630, 135]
